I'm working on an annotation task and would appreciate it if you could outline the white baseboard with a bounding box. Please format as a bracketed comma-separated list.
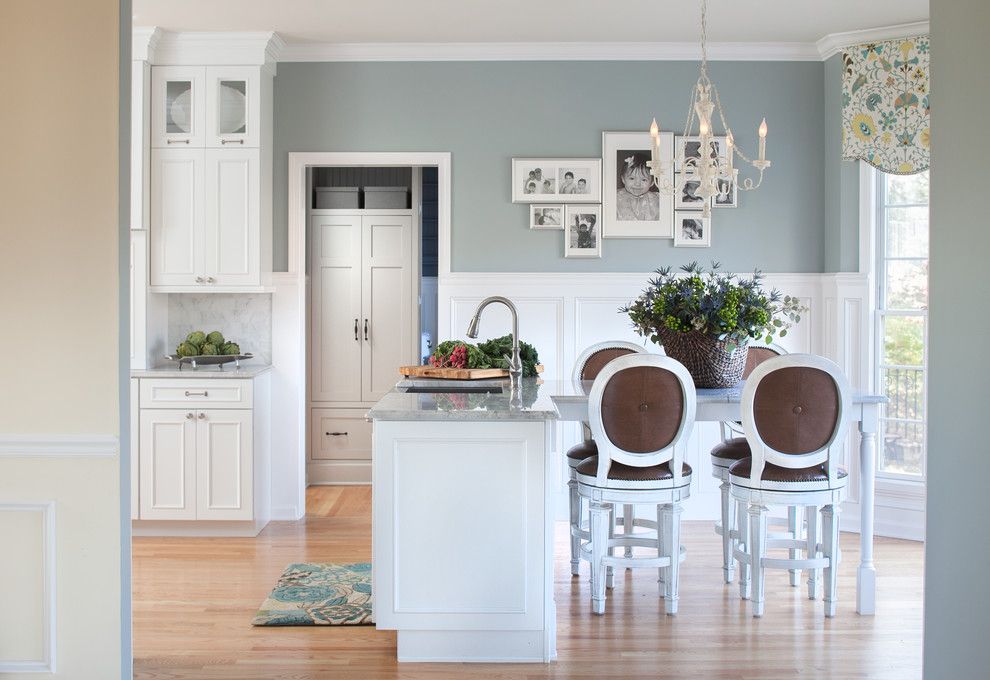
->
[132, 519, 267, 537]
[307, 461, 371, 485]
[270, 505, 305, 521]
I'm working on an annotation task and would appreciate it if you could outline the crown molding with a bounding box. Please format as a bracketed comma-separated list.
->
[132, 26, 162, 63]
[816, 20, 929, 60]
[279, 40, 822, 63]
[140, 29, 286, 73]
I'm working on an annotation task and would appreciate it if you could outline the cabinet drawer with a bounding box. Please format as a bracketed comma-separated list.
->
[140, 378, 252, 409]
[311, 408, 372, 461]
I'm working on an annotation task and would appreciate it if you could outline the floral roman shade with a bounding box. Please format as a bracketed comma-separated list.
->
[842, 35, 930, 175]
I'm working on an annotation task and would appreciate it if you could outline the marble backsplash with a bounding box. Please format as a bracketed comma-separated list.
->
[168, 294, 272, 365]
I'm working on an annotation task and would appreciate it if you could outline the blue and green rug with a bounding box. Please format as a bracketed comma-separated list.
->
[252, 562, 373, 626]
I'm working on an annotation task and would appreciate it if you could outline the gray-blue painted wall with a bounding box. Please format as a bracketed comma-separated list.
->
[274, 60, 832, 273]
[824, 53, 861, 272]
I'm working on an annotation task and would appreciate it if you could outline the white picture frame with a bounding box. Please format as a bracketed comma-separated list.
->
[529, 204, 564, 230]
[512, 158, 602, 203]
[673, 211, 711, 247]
[563, 204, 603, 258]
[602, 130, 674, 239]
[713, 170, 739, 208]
[674, 173, 710, 210]
[675, 135, 726, 171]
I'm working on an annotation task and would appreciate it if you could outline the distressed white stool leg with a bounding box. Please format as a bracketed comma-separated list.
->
[589, 501, 609, 615]
[823, 504, 841, 618]
[568, 477, 581, 576]
[749, 503, 769, 617]
[606, 505, 616, 589]
[664, 503, 684, 615]
[788, 506, 801, 586]
[719, 481, 734, 583]
[623, 504, 635, 560]
[806, 504, 820, 600]
[737, 498, 751, 600]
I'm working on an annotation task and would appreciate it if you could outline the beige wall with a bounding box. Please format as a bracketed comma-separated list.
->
[0, 1, 123, 677]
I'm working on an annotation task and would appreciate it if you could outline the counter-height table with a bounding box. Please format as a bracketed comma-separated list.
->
[549, 378, 886, 617]
[367, 377, 884, 664]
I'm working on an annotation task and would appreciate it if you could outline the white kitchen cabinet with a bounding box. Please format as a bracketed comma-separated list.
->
[150, 147, 205, 286]
[133, 370, 271, 536]
[308, 210, 416, 484]
[151, 66, 207, 148]
[204, 148, 260, 286]
[204, 66, 261, 148]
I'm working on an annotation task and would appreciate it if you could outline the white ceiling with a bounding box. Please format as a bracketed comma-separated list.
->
[133, 0, 928, 46]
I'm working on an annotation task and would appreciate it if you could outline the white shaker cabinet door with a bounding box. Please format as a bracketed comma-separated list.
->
[150, 148, 205, 286]
[139, 409, 197, 520]
[205, 66, 260, 148]
[203, 148, 260, 287]
[311, 215, 364, 402]
[195, 409, 254, 521]
[361, 214, 414, 402]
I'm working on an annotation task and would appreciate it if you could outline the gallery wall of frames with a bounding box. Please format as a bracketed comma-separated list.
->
[512, 130, 738, 259]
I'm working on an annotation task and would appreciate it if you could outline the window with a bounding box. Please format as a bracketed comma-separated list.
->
[875, 171, 929, 478]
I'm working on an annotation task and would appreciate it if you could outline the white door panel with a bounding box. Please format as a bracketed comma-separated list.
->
[150, 148, 205, 286]
[196, 409, 253, 521]
[204, 148, 259, 286]
[139, 409, 196, 520]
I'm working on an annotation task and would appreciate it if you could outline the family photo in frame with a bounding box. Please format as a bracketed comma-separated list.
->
[601, 131, 674, 238]
[511, 158, 602, 203]
[563, 204, 602, 258]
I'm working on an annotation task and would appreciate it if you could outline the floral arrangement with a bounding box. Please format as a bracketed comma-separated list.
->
[622, 262, 805, 351]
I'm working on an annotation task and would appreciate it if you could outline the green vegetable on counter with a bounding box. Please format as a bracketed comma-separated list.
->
[200, 343, 219, 356]
[428, 335, 541, 377]
[175, 342, 199, 358]
[476, 334, 541, 377]
[221, 342, 241, 356]
[185, 330, 207, 348]
[205, 331, 225, 347]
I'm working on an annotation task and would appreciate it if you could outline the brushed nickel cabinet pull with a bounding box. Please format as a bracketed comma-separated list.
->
[326, 431, 348, 436]
[221, 139, 244, 145]
[166, 139, 190, 144]
[185, 390, 208, 397]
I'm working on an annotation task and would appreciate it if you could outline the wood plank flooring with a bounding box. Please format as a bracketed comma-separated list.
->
[133, 486, 923, 679]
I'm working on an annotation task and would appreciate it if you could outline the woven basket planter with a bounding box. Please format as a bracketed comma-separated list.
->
[656, 328, 750, 388]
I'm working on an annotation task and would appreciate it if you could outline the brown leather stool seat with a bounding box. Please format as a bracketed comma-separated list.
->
[566, 439, 598, 469]
[710, 437, 750, 468]
[728, 456, 848, 491]
[575, 455, 692, 489]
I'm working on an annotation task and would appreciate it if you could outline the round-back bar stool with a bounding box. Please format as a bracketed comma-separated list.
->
[729, 354, 852, 617]
[711, 343, 806, 585]
[576, 354, 695, 615]
[566, 342, 647, 577]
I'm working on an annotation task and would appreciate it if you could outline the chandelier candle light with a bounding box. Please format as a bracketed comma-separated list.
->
[648, 0, 771, 218]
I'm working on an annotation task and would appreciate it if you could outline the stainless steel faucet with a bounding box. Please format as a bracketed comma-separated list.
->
[466, 295, 522, 388]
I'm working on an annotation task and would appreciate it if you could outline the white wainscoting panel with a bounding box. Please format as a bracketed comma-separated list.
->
[0, 502, 55, 673]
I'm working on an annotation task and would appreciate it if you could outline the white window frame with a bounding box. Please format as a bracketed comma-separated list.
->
[859, 163, 926, 539]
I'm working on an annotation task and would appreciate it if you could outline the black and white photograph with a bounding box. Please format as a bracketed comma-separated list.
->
[563, 204, 602, 258]
[675, 135, 725, 171]
[673, 211, 712, 247]
[511, 158, 601, 203]
[601, 131, 674, 238]
[674, 174, 709, 209]
[530, 205, 563, 230]
[714, 171, 739, 207]
[558, 166, 594, 195]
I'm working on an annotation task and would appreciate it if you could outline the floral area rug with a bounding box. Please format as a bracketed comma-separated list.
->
[252, 562, 373, 626]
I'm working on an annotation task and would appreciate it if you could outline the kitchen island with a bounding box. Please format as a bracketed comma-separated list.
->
[368, 378, 559, 662]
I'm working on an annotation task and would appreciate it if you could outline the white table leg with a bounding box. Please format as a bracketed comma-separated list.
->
[857, 405, 879, 615]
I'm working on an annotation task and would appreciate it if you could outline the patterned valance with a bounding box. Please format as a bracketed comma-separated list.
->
[842, 35, 930, 175]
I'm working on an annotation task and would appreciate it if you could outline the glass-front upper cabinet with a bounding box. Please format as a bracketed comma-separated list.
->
[205, 66, 261, 148]
[151, 66, 206, 148]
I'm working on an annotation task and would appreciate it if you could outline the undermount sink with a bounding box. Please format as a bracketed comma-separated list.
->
[403, 385, 504, 394]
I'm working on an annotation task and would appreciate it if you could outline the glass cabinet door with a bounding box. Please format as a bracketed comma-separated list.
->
[151, 66, 206, 148]
[206, 67, 260, 148]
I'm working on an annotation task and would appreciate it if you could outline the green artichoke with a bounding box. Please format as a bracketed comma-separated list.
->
[220, 342, 241, 356]
[200, 343, 219, 356]
[206, 331, 225, 347]
[176, 342, 199, 358]
[185, 330, 207, 348]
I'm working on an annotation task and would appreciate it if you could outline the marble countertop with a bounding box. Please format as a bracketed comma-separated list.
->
[367, 378, 560, 422]
[131, 364, 272, 379]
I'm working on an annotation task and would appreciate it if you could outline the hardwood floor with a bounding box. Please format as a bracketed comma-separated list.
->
[133, 486, 923, 679]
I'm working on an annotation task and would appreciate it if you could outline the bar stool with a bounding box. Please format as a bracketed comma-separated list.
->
[729, 354, 852, 617]
[575, 354, 695, 615]
[711, 344, 806, 585]
[566, 341, 647, 576]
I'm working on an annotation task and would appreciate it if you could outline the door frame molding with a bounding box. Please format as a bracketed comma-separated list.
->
[273, 152, 451, 516]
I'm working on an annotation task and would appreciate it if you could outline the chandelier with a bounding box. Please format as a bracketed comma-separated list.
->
[648, 0, 771, 218]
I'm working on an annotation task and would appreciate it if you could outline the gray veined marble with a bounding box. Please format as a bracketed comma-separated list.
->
[168, 293, 273, 365]
[367, 378, 559, 422]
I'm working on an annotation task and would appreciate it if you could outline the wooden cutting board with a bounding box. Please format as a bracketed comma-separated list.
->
[399, 366, 509, 380]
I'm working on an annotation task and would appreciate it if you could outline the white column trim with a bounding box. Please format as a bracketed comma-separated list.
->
[0, 435, 118, 457]
[0, 501, 56, 673]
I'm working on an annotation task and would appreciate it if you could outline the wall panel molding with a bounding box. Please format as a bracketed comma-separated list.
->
[0, 435, 118, 458]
